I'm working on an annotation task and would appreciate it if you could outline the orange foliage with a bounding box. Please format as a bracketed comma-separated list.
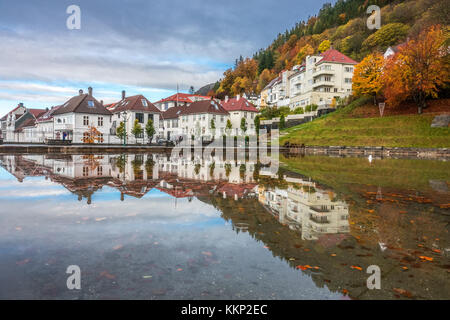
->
[383, 25, 449, 113]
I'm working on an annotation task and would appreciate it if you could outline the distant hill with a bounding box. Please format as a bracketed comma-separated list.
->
[195, 83, 215, 96]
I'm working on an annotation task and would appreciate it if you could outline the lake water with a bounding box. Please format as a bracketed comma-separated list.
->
[0, 152, 448, 300]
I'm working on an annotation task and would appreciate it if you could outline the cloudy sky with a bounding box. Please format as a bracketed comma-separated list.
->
[0, 0, 331, 115]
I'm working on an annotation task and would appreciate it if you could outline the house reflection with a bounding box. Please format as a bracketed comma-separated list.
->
[0, 153, 350, 241]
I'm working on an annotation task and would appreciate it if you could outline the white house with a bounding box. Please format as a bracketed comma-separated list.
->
[178, 99, 230, 140]
[52, 87, 113, 143]
[0, 103, 47, 143]
[221, 95, 259, 136]
[154, 93, 210, 111]
[107, 90, 162, 144]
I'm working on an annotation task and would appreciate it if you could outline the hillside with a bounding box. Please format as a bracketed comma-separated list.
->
[212, 0, 449, 98]
[280, 97, 450, 148]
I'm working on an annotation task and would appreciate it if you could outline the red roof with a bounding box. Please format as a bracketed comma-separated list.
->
[154, 93, 210, 104]
[180, 100, 229, 116]
[317, 49, 357, 65]
[108, 94, 160, 114]
[222, 97, 258, 112]
[162, 105, 187, 120]
[28, 108, 47, 119]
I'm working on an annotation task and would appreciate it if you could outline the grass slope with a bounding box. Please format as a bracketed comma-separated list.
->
[280, 97, 450, 148]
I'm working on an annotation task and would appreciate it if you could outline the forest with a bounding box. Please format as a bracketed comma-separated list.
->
[208, 0, 449, 99]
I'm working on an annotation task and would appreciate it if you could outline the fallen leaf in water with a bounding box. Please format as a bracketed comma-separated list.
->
[351, 265, 363, 271]
[419, 256, 433, 262]
[399, 211, 407, 214]
[432, 249, 441, 254]
[16, 258, 30, 265]
[113, 245, 123, 250]
[342, 289, 349, 295]
[177, 268, 183, 272]
[100, 271, 116, 279]
[95, 217, 107, 222]
[296, 265, 308, 271]
[367, 209, 375, 213]
[331, 253, 337, 257]
[264, 246, 270, 249]
[401, 266, 409, 270]
[393, 288, 412, 298]
[417, 244, 424, 247]
[15, 227, 22, 231]
[142, 275, 152, 279]
[289, 258, 296, 261]
[202, 251, 213, 257]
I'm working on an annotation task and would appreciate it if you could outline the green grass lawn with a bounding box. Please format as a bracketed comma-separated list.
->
[280, 97, 450, 148]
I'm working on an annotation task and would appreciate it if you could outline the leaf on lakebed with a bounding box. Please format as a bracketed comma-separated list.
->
[351, 265, 363, 271]
[142, 275, 152, 279]
[296, 265, 319, 270]
[95, 217, 107, 222]
[113, 245, 123, 250]
[177, 268, 183, 272]
[419, 256, 433, 262]
[16, 258, 30, 265]
[393, 288, 412, 298]
[201, 251, 213, 257]
[432, 249, 441, 254]
[100, 271, 116, 279]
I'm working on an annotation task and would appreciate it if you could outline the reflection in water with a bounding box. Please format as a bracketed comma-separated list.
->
[0, 153, 448, 300]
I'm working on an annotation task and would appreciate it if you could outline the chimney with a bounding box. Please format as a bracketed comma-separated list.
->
[122, 90, 126, 100]
[79, 89, 83, 96]
[100, 100, 104, 106]
[88, 87, 93, 96]
[236, 94, 240, 101]
[225, 96, 229, 103]
[18, 102, 24, 108]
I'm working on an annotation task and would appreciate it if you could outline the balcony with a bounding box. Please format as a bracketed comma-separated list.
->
[309, 214, 330, 224]
[312, 79, 333, 89]
[314, 67, 334, 77]
[310, 206, 330, 213]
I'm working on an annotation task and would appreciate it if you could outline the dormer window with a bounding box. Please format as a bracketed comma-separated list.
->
[88, 100, 94, 108]
[142, 99, 148, 107]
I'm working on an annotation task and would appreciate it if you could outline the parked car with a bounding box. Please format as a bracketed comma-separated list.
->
[156, 138, 174, 147]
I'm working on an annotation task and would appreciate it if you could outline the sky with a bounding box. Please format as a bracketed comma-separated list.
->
[0, 0, 332, 115]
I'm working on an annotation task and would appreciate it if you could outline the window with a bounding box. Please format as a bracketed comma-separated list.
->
[98, 117, 103, 127]
[324, 76, 331, 82]
[136, 113, 144, 123]
[88, 100, 95, 108]
[220, 116, 224, 122]
[97, 166, 103, 176]
[345, 67, 353, 72]
[148, 114, 153, 122]
[324, 87, 331, 92]
[83, 116, 89, 126]
[141, 99, 148, 107]
[345, 78, 352, 83]
[83, 166, 89, 177]
[334, 88, 338, 92]
[98, 133, 104, 143]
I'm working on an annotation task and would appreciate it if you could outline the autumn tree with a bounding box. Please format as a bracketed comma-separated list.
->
[82, 126, 104, 144]
[352, 53, 385, 105]
[240, 118, 247, 135]
[295, 44, 314, 65]
[257, 69, 274, 92]
[131, 119, 143, 143]
[362, 23, 409, 53]
[383, 25, 450, 114]
[116, 122, 127, 144]
[145, 119, 155, 144]
[318, 40, 331, 52]
[225, 119, 232, 135]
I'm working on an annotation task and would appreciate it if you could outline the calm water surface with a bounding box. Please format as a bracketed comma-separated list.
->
[0, 153, 448, 300]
